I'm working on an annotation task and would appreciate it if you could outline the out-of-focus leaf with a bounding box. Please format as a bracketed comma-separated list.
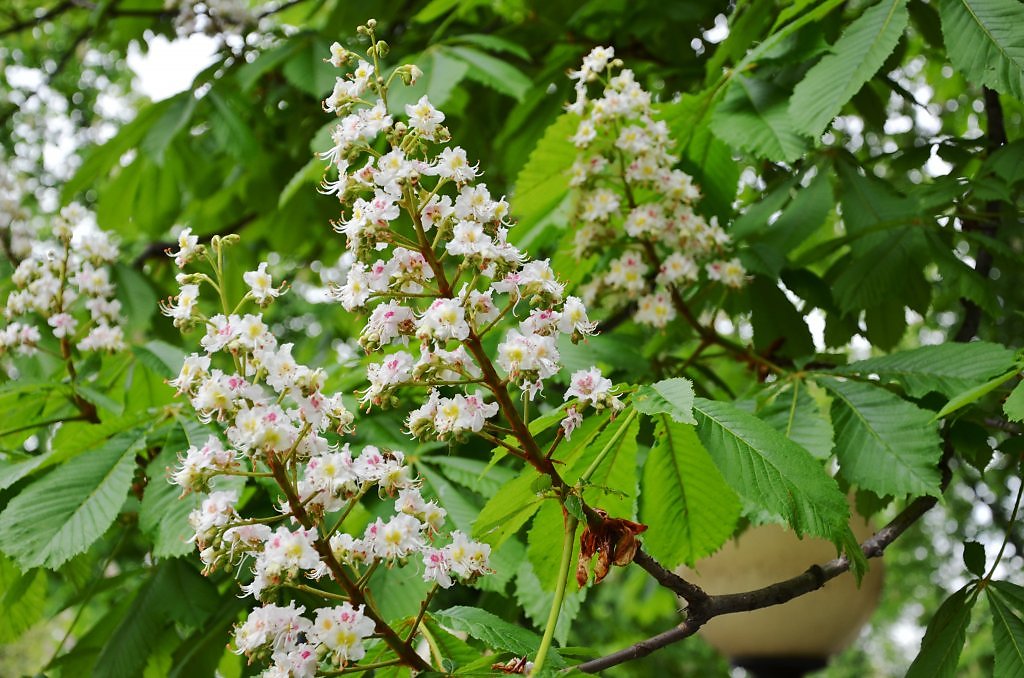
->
[790, 0, 910, 137]
[831, 341, 1017, 398]
[938, 0, 1024, 99]
[711, 75, 807, 161]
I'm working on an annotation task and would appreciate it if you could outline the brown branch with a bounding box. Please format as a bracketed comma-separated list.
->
[132, 214, 258, 268]
[577, 492, 940, 673]
[954, 87, 1004, 342]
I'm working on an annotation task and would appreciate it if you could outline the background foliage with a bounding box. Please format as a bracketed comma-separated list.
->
[1, 0, 1023, 676]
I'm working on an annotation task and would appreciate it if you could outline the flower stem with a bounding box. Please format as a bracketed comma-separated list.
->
[983, 472, 1024, 582]
[579, 408, 637, 484]
[532, 511, 578, 676]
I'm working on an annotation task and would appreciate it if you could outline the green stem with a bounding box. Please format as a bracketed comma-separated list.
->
[983, 472, 1024, 582]
[579, 409, 637, 484]
[319, 657, 403, 676]
[405, 583, 438, 643]
[531, 511, 579, 676]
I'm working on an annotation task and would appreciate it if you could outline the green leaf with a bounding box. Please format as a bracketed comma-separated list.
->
[659, 95, 740, 220]
[473, 467, 545, 547]
[0, 555, 45, 643]
[446, 34, 531, 61]
[906, 586, 976, 678]
[421, 616, 481, 670]
[569, 409, 640, 519]
[988, 586, 1024, 678]
[1005, 380, 1024, 422]
[528, 412, 640, 590]
[509, 113, 578, 250]
[692, 397, 851, 543]
[445, 45, 532, 101]
[822, 378, 942, 497]
[387, 48, 471, 113]
[834, 159, 921, 245]
[641, 418, 740, 567]
[962, 541, 986, 577]
[758, 382, 835, 460]
[139, 441, 198, 559]
[938, 0, 1024, 99]
[746, 275, 815, 359]
[526, 502, 579, 592]
[140, 92, 197, 162]
[418, 465, 481, 533]
[278, 156, 322, 208]
[992, 581, 1024, 615]
[74, 384, 124, 416]
[420, 455, 515, 497]
[113, 263, 159, 335]
[0, 428, 146, 569]
[131, 340, 187, 380]
[790, 0, 910, 137]
[62, 98, 177, 201]
[94, 560, 218, 678]
[711, 75, 807, 161]
[831, 227, 929, 313]
[751, 170, 835, 259]
[935, 369, 1019, 420]
[633, 378, 697, 424]
[432, 606, 554, 661]
[514, 559, 585, 646]
[282, 35, 336, 97]
[832, 342, 1018, 398]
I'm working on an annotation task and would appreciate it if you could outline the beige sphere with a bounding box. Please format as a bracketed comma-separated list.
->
[681, 515, 883, 659]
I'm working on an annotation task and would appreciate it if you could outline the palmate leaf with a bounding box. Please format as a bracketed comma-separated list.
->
[821, 378, 943, 497]
[989, 585, 1024, 678]
[938, 0, 1024, 99]
[710, 75, 808, 161]
[691, 397, 851, 544]
[831, 341, 1018, 398]
[906, 585, 977, 678]
[640, 418, 740, 567]
[0, 428, 147, 570]
[789, 0, 910, 138]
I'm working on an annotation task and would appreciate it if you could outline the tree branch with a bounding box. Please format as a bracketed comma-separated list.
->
[954, 87, 1005, 342]
[577, 492, 941, 673]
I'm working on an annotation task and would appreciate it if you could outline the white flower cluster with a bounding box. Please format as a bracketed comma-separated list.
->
[0, 203, 126, 355]
[0, 165, 35, 261]
[319, 44, 601, 441]
[566, 47, 747, 328]
[166, 0, 254, 37]
[168, 233, 491, 676]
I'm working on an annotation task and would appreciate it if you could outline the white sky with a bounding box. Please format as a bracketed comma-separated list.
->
[127, 34, 219, 101]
